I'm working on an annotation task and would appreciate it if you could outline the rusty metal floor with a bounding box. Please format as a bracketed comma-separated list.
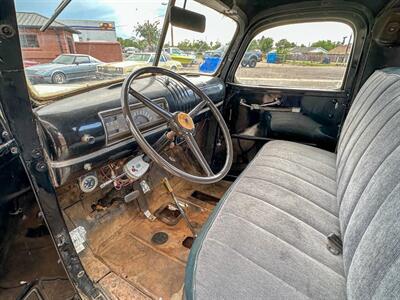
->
[64, 177, 230, 300]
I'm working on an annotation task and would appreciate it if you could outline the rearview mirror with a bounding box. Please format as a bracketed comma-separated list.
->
[170, 6, 206, 33]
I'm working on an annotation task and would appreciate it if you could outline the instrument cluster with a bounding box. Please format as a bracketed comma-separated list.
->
[99, 98, 168, 145]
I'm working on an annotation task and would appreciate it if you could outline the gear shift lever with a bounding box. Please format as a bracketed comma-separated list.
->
[162, 177, 197, 238]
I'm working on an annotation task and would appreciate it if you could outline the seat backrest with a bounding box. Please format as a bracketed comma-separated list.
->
[337, 68, 400, 299]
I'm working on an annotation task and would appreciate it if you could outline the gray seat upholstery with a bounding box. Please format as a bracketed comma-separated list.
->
[185, 68, 400, 299]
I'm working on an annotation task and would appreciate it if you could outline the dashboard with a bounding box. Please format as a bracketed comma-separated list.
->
[35, 75, 225, 186]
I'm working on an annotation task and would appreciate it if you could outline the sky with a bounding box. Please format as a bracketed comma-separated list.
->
[15, 0, 352, 46]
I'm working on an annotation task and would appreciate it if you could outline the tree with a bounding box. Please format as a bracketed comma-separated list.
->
[248, 39, 259, 51]
[275, 39, 296, 50]
[177, 39, 193, 51]
[311, 40, 340, 51]
[275, 39, 296, 62]
[258, 36, 274, 53]
[210, 41, 221, 50]
[133, 20, 161, 51]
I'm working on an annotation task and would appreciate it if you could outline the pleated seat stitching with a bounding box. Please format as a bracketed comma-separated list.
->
[344, 181, 400, 271]
[256, 155, 336, 182]
[338, 110, 400, 206]
[220, 212, 345, 278]
[205, 237, 315, 299]
[251, 165, 337, 197]
[337, 93, 400, 178]
[240, 176, 338, 217]
[338, 73, 385, 150]
[233, 190, 329, 237]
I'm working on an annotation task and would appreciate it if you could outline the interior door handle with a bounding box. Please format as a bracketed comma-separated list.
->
[240, 98, 281, 110]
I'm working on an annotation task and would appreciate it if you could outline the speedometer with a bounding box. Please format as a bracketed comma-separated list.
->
[99, 98, 168, 145]
[132, 109, 151, 126]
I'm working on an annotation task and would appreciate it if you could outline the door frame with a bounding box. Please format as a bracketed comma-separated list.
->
[222, 2, 372, 102]
[0, 1, 104, 298]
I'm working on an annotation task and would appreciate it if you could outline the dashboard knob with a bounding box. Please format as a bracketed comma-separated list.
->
[81, 134, 95, 144]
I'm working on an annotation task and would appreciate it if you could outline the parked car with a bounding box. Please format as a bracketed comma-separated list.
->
[123, 47, 138, 54]
[241, 50, 260, 67]
[23, 60, 39, 68]
[163, 47, 196, 65]
[252, 49, 263, 62]
[97, 52, 182, 77]
[25, 54, 102, 84]
[200, 47, 259, 73]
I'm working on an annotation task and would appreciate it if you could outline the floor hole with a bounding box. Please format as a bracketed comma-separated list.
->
[151, 232, 169, 245]
[190, 191, 219, 205]
[182, 236, 195, 249]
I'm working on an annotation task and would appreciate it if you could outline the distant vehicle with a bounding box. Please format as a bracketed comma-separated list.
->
[241, 51, 260, 68]
[97, 53, 182, 77]
[163, 47, 195, 65]
[123, 47, 138, 54]
[200, 47, 260, 73]
[252, 49, 263, 62]
[23, 60, 39, 68]
[25, 54, 102, 84]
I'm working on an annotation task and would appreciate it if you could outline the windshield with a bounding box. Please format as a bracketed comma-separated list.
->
[161, 0, 236, 75]
[126, 54, 151, 62]
[15, 0, 236, 101]
[53, 55, 75, 64]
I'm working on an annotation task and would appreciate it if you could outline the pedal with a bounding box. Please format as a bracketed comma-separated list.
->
[154, 202, 182, 226]
[144, 210, 156, 221]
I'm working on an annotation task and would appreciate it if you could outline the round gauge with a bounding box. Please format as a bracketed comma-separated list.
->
[79, 174, 98, 193]
[132, 109, 152, 127]
[133, 114, 150, 126]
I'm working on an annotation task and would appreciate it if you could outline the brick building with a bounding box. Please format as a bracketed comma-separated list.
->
[17, 12, 79, 63]
[75, 41, 122, 62]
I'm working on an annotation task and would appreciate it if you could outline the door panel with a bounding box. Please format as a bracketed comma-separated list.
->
[225, 83, 348, 171]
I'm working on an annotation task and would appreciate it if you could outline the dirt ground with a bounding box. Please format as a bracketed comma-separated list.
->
[235, 62, 346, 89]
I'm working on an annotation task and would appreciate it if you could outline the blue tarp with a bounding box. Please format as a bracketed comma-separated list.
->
[199, 57, 222, 73]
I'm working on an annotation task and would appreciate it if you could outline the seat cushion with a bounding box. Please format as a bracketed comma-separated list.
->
[185, 140, 345, 300]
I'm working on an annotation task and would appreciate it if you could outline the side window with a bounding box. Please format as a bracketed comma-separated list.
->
[235, 21, 354, 90]
[20, 34, 39, 48]
[160, 55, 167, 62]
[75, 56, 90, 64]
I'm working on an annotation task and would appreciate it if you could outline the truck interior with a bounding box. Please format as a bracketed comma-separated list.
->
[0, 0, 400, 299]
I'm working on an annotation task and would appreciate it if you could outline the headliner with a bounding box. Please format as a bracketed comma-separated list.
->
[215, 0, 388, 19]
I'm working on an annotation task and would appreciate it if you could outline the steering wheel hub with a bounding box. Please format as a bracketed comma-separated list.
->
[176, 112, 195, 131]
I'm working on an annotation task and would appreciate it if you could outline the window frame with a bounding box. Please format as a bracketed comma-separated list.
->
[233, 20, 355, 91]
[225, 9, 369, 94]
[20, 33, 40, 48]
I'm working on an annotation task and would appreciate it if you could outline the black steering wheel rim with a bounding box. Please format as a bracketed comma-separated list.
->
[121, 66, 233, 184]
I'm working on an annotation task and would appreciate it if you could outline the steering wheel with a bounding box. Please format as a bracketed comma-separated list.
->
[121, 66, 233, 184]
